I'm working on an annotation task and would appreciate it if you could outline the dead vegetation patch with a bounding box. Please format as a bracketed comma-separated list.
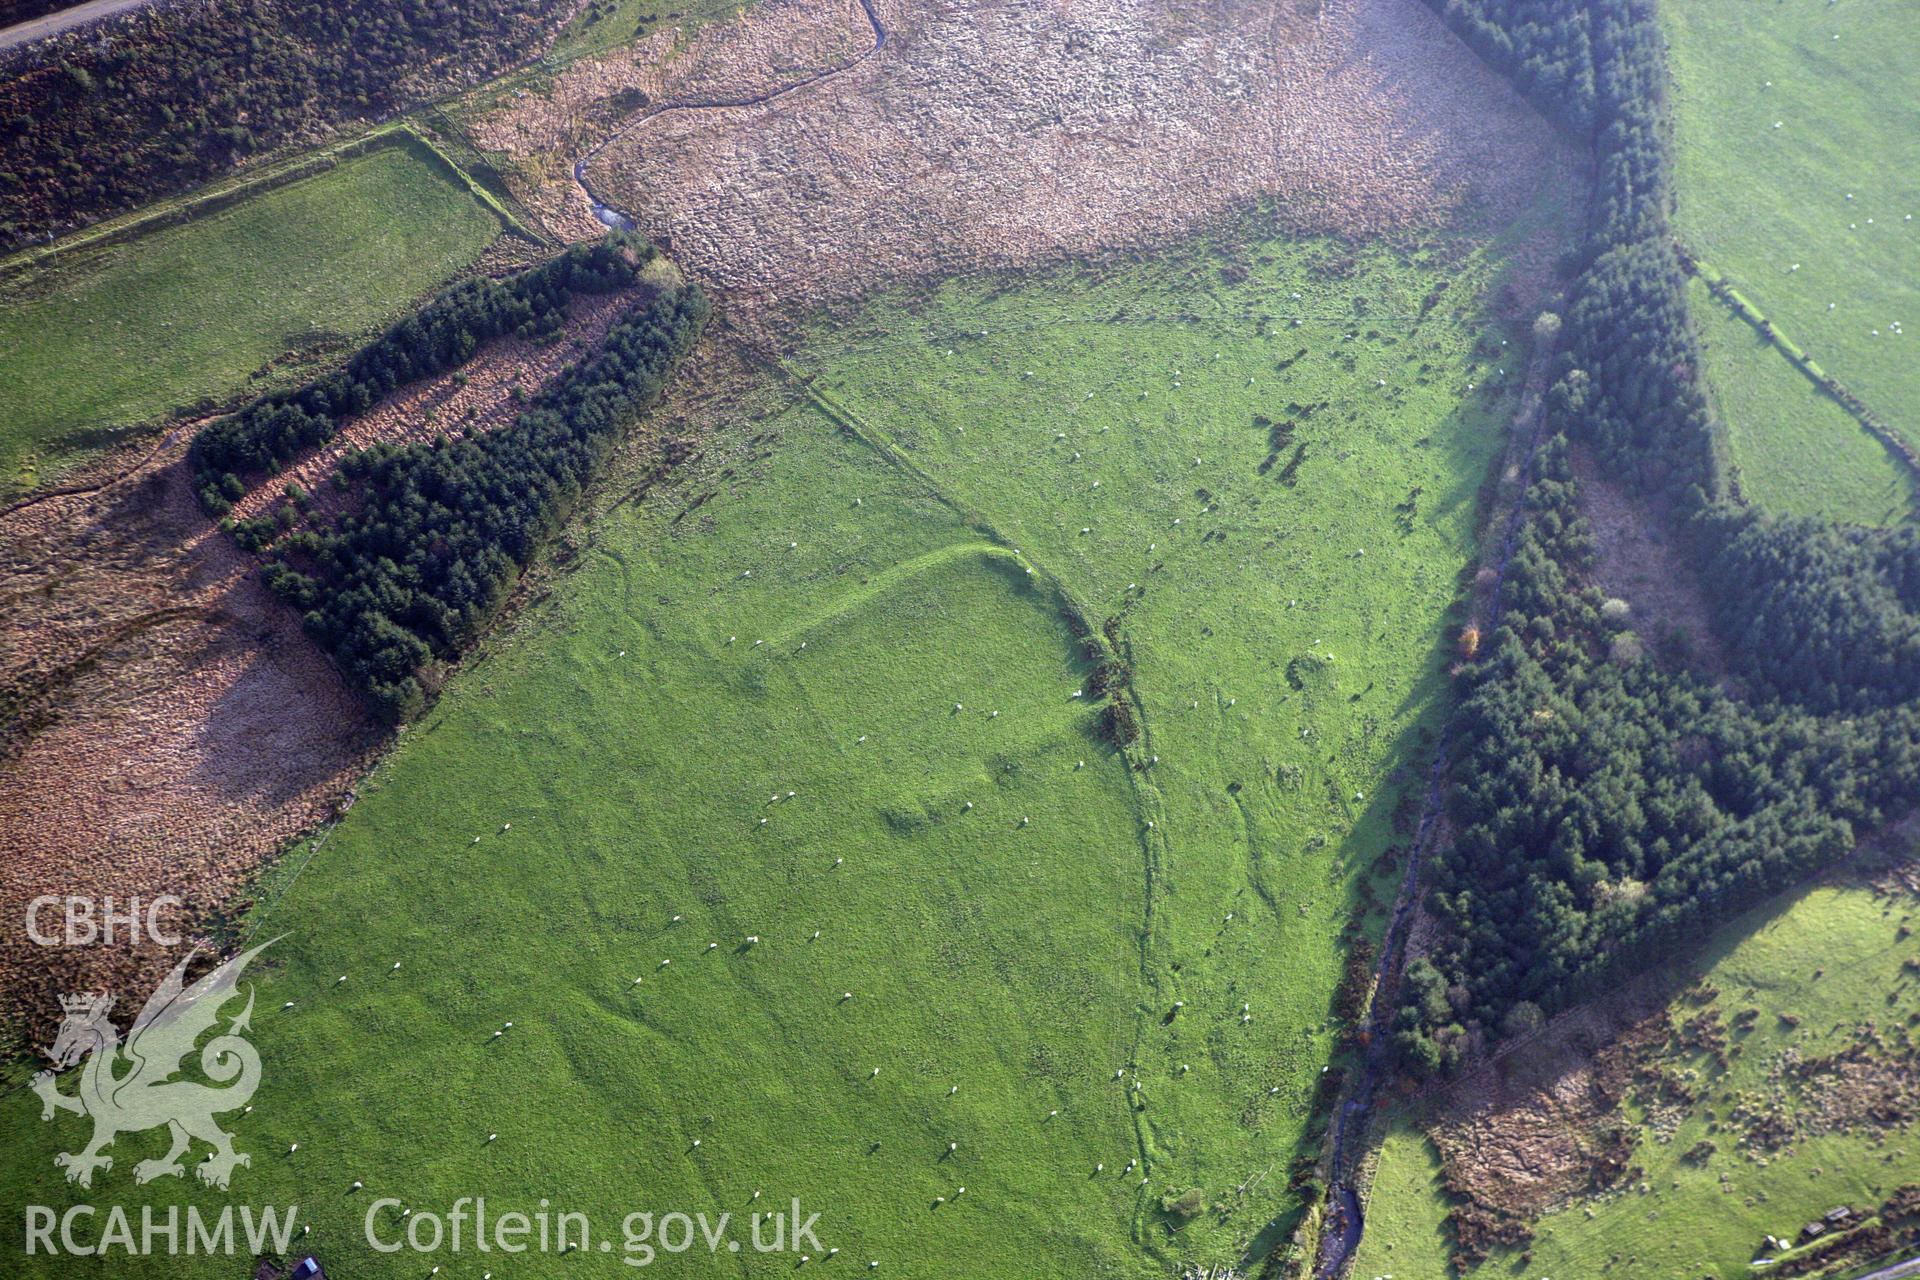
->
[1401, 837, 1920, 1270]
[226, 282, 647, 529]
[1732, 1025, 1920, 1159]
[1572, 445, 1728, 674]
[470, 0, 1578, 328]
[0, 452, 379, 1046]
[471, 0, 871, 162]
[0, 277, 647, 1046]
[1429, 1003, 1661, 1213]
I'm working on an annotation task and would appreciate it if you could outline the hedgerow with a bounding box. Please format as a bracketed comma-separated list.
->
[1396, 0, 1920, 1071]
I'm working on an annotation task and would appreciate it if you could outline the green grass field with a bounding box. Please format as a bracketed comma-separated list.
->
[1351, 863, 1920, 1280]
[1347, 1128, 1450, 1280]
[548, 0, 755, 63]
[0, 142, 504, 497]
[784, 217, 1560, 1266]
[0, 200, 1563, 1274]
[1693, 279, 1914, 525]
[1665, 0, 1920, 515]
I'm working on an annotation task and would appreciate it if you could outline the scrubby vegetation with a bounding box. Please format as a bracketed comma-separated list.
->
[0, 0, 567, 248]
[191, 235, 651, 512]
[1357, 871, 1920, 1278]
[1397, 0, 1920, 1068]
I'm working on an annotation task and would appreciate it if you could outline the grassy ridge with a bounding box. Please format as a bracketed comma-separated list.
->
[1664, 0, 1920, 512]
[0, 215, 1557, 1274]
[0, 143, 503, 497]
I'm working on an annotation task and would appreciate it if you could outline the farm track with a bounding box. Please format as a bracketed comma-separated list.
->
[1309, 334, 1559, 1278]
[0, 415, 210, 519]
[1859, 1252, 1920, 1280]
[0, 0, 165, 53]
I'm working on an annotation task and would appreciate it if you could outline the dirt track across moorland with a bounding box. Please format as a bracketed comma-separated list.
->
[0, 0, 164, 54]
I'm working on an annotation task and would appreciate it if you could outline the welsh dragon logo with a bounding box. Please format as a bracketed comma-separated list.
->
[32, 939, 276, 1189]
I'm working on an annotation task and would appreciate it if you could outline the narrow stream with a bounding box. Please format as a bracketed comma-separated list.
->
[1310, 341, 1558, 1277]
[569, 0, 886, 230]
